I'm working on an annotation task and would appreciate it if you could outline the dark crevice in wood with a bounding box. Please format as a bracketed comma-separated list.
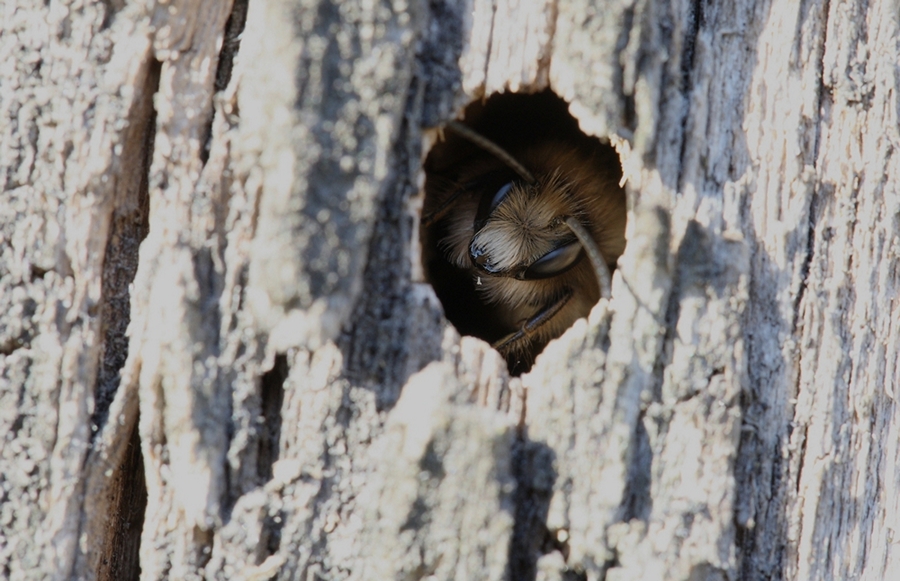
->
[89, 56, 159, 581]
[91, 58, 159, 439]
[262, 509, 284, 559]
[613, 0, 636, 133]
[237, 354, 288, 559]
[792, 185, 821, 333]
[192, 526, 215, 572]
[0, 297, 36, 355]
[682, 0, 705, 96]
[795, 424, 809, 494]
[98, 0, 125, 31]
[201, 0, 249, 164]
[30, 264, 49, 280]
[215, 0, 249, 94]
[675, 0, 705, 192]
[0, 338, 24, 356]
[257, 354, 287, 482]
[563, 568, 589, 581]
[791, 0, 830, 334]
[96, 416, 147, 581]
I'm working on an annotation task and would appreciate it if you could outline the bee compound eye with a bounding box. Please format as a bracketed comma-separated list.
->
[474, 179, 516, 232]
[521, 240, 583, 280]
[488, 182, 514, 214]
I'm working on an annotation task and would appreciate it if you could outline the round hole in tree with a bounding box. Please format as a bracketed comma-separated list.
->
[422, 90, 627, 375]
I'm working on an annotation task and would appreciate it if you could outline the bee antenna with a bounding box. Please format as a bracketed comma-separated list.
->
[564, 217, 612, 299]
[446, 121, 536, 185]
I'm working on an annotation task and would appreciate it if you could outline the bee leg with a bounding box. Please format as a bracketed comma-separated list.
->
[492, 287, 575, 354]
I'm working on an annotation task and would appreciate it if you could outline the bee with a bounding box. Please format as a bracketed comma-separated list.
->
[423, 92, 627, 373]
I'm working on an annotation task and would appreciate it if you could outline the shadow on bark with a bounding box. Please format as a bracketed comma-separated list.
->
[508, 439, 561, 581]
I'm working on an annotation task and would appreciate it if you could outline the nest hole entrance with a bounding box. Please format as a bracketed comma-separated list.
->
[421, 90, 627, 375]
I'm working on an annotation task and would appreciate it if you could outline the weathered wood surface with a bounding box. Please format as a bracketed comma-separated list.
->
[0, 0, 897, 580]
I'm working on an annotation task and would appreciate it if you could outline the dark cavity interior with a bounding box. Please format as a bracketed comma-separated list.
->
[421, 90, 624, 374]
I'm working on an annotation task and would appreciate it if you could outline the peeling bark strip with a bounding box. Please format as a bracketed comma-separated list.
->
[1, 1, 898, 581]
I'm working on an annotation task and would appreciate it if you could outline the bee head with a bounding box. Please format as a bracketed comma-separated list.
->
[468, 176, 584, 280]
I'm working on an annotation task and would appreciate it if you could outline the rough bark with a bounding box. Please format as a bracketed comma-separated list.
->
[0, 1, 897, 581]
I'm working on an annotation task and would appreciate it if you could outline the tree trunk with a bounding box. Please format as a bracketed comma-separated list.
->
[1, 0, 898, 580]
